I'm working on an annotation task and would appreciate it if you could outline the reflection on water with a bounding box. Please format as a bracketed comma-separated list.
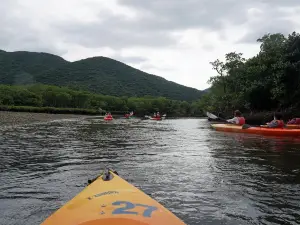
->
[0, 118, 300, 225]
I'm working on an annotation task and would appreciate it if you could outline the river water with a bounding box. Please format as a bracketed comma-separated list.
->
[0, 118, 300, 225]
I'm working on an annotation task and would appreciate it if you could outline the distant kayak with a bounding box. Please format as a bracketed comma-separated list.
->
[211, 124, 300, 137]
[150, 117, 162, 121]
[41, 169, 187, 225]
[104, 117, 113, 121]
[143, 114, 166, 121]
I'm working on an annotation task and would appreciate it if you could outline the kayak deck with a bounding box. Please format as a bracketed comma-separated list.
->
[211, 124, 300, 137]
[41, 170, 186, 225]
[260, 124, 300, 129]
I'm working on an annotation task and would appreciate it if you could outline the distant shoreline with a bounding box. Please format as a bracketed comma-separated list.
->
[0, 111, 87, 127]
[0, 111, 206, 127]
[0, 105, 100, 115]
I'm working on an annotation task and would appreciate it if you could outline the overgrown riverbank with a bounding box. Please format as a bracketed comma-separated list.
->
[0, 84, 204, 117]
[199, 31, 300, 116]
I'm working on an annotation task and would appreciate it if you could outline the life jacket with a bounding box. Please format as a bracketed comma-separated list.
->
[276, 120, 284, 128]
[237, 117, 245, 125]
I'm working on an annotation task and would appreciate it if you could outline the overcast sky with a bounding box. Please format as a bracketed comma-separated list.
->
[1, 0, 300, 90]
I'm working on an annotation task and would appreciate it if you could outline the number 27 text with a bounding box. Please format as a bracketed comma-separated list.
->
[112, 201, 158, 218]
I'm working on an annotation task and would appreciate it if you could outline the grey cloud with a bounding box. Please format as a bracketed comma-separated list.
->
[236, 4, 299, 44]
[0, 0, 67, 55]
[258, 0, 300, 6]
[202, 44, 215, 51]
[118, 0, 300, 44]
[117, 0, 255, 29]
[114, 55, 148, 64]
[56, 17, 177, 49]
[238, 19, 297, 43]
[58, 0, 300, 49]
[0, 30, 67, 56]
[0, 28, 66, 55]
[53, 0, 252, 49]
[140, 64, 155, 71]
[0, 0, 299, 54]
[140, 63, 174, 72]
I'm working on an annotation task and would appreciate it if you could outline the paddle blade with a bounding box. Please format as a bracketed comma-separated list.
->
[206, 112, 218, 119]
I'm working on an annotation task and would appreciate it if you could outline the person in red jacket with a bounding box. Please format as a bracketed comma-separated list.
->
[156, 112, 161, 118]
[266, 112, 284, 128]
[287, 118, 300, 124]
[226, 110, 246, 125]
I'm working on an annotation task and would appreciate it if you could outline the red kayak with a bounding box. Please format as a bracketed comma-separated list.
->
[151, 117, 162, 121]
[104, 116, 113, 121]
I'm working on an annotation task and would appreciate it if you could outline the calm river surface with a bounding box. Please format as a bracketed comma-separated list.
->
[1, 118, 300, 225]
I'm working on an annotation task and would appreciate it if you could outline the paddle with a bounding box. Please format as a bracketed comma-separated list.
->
[206, 112, 218, 119]
[206, 112, 230, 123]
[207, 112, 260, 129]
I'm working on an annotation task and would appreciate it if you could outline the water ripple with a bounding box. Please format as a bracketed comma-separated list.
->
[0, 118, 300, 225]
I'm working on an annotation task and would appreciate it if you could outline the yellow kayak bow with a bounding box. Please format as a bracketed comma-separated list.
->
[41, 169, 187, 225]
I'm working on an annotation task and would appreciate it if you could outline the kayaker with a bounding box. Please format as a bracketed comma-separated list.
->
[226, 110, 246, 125]
[157, 112, 160, 118]
[287, 118, 300, 124]
[153, 113, 156, 118]
[266, 112, 284, 128]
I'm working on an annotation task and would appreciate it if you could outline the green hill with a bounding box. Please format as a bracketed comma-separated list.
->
[0, 50, 68, 85]
[0, 50, 203, 101]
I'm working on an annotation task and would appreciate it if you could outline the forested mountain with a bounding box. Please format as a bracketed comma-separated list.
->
[0, 50, 68, 85]
[0, 50, 203, 101]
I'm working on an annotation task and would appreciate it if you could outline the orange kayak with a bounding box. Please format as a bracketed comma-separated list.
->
[41, 169, 186, 225]
[211, 124, 300, 137]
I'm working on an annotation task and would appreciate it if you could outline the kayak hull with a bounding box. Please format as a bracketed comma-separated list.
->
[150, 117, 166, 121]
[150, 118, 162, 121]
[41, 170, 186, 225]
[104, 117, 113, 121]
[286, 124, 300, 129]
[211, 124, 300, 137]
